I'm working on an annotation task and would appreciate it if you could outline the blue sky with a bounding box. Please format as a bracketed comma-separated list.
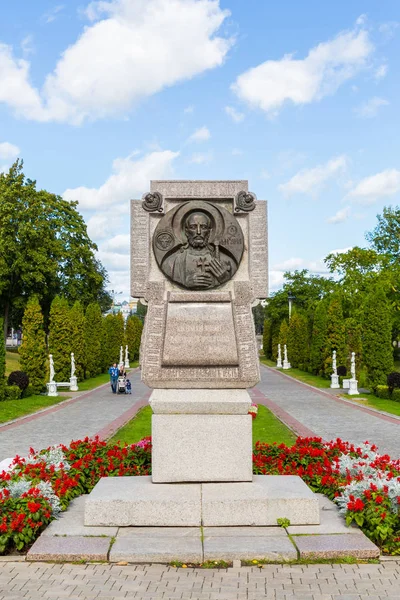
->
[0, 0, 399, 299]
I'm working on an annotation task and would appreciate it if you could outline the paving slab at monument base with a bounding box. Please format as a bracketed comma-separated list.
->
[84, 475, 320, 527]
[26, 494, 380, 563]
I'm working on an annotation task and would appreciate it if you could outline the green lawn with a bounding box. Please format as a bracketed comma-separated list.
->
[5, 351, 20, 376]
[0, 395, 66, 424]
[341, 393, 400, 417]
[260, 356, 330, 389]
[109, 406, 152, 444]
[108, 404, 296, 447]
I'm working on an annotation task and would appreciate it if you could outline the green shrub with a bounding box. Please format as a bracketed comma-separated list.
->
[7, 371, 29, 391]
[48, 296, 72, 382]
[362, 286, 393, 390]
[4, 385, 22, 400]
[125, 315, 143, 362]
[22, 384, 34, 398]
[85, 303, 103, 377]
[19, 297, 47, 393]
[391, 389, 400, 402]
[310, 298, 328, 375]
[375, 385, 390, 399]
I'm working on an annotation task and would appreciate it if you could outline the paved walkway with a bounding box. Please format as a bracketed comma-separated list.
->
[1, 562, 399, 599]
[0, 372, 149, 462]
[255, 366, 400, 458]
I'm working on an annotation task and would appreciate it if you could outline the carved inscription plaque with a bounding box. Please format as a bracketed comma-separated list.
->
[162, 302, 239, 367]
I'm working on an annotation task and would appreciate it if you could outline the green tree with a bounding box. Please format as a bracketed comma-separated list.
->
[19, 297, 47, 393]
[252, 303, 265, 335]
[0, 160, 111, 340]
[103, 313, 125, 368]
[366, 206, 400, 261]
[84, 303, 103, 378]
[48, 296, 72, 382]
[362, 286, 393, 390]
[310, 298, 329, 375]
[0, 317, 5, 399]
[325, 294, 346, 375]
[136, 300, 147, 319]
[287, 312, 309, 369]
[125, 315, 143, 362]
[70, 301, 85, 380]
[278, 320, 289, 349]
[345, 317, 362, 375]
[263, 318, 272, 359]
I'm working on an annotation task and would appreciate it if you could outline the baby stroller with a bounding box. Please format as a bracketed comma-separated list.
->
[117, 376, 126, 394]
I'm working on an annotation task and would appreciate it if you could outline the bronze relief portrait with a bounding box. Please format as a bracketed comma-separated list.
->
[152, 201, 244, 290]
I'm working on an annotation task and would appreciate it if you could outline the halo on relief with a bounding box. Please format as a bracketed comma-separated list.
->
[171, 201, 225, 246]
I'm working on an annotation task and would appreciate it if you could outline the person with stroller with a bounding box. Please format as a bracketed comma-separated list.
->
[108, 363, 119, 394]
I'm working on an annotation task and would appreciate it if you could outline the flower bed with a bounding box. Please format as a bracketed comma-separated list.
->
[1, 434, 399, 556]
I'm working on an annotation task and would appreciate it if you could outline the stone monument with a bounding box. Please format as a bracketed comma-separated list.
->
[85, 181, 319, 528]
[70, 352, 79, 391]
[47, 354, 58, 397]
[330, 350, 340, 389]
[348, 352, 359, 395]
[276, 343, 282, 369]
[282, 344, 291, 370]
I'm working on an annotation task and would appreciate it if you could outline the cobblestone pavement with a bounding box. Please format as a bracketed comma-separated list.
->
[0, 562, 399, 600]
[0, 372, 149, 462]
[257, 366, 400, 458]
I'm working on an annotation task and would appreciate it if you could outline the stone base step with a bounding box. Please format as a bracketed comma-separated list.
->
[84, 475, 320, 527]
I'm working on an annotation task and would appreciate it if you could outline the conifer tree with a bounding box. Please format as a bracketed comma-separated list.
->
[84, 303, 103, 378]
[126, 315, 143, 362]
[262, 318, 271, 359]
[271, 329, 280, 362]
[310, 298, 328, 375]
[278, 320, 289, 349]
[70, 301, 85, 380]
[48, 296, 72, 381]
[103, 313, 125, 367]
[19, 297, 47, 393]
[325, 293, 346, 375]
[362, 286, 393, 389]
[345, 317, 362, 375]
[0, 317, 5, 399]
[287, 312, 309, 369]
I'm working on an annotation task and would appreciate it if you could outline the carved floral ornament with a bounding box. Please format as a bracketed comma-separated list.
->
[234, 190, 256, 212]
[142, 191, 163, 212]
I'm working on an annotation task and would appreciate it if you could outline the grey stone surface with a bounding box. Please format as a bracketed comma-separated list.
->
[257, 365, 400, 458]
[294, 533, 380, 559]
[27, 535, 111, 562]
[203, 526, 287, 537]
[150, 179, 249, 198]
[117, 527, 199, 538]
[162, 301, 239, 366]
[85, 476, 202, 526]
[151, 414, 252, 482]
[149, 388, 252, 414]
[202, 475, 320, 526]
[42, 496, 119, 537]
[1, 563, 399, 599]
[110, 531, 203, 563]
[203, 535, 297, 561]
[0, 371, 147, 462]
[287, 494, 360, 535]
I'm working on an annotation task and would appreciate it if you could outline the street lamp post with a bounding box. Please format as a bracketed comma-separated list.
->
[288, 293, 295, 320]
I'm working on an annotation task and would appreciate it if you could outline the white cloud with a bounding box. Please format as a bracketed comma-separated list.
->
[188, 126, 211, 143]
[327, 206, 351, 224]
[41, 5, 65, 24]
[21, 35, 34, 56]
[379, 21, 399, 41]
[101, 234, 130, 253]
[347, 169, 400, 204]
[184, 105, 194, 114]
[0, 141, 20, 160]
[269, 256, 331, 292]
[189, 151, 212, 164]
[374, 64, 388, 80]
[225, 105, 244, 123]
[0, 0, 232, 124]
[355, 96, 389, 118]
[232, 24, 373, 115]
[278, 155, 347, 196]
[63, 149, 179, 209]
[273, 258, 305, 271]
[329, 246, 353, 255]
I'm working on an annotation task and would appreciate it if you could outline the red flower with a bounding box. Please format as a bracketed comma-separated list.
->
[375, 495, 384, 504]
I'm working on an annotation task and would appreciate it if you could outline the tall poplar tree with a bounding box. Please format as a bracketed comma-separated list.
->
[262, 318, 271, 359]
[0, 317, 5, 399]
[70, 301, 85, 380]
[325, 293, 346, 375]
[288, 312, 309, 369]
[126, 315, 143, 362]
[103, 313, 125, 367]
[362, 287, 393, 389]
[48, 296, 72, 381]
[19, 297, 47, 393]
[84, 303, 103, 378]
[310, 298, 328, 375]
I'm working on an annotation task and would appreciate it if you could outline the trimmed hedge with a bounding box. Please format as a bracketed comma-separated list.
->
[392, 389, 400, 403]
[375, 385, 391, 399]
[4, 385, 22, 400]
